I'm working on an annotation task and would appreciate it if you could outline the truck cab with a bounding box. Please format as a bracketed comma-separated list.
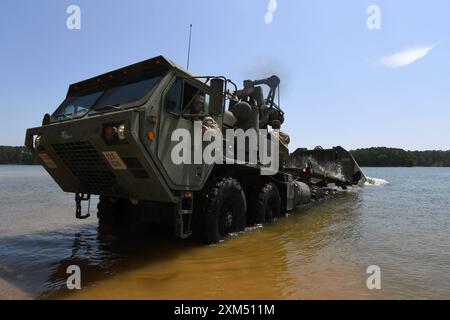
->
[26, 57, 218, 199]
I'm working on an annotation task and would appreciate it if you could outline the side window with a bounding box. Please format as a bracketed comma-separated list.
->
[165, 78, 210, 115]
[182, 82, 210, 115]
[165, 79, 182, 113]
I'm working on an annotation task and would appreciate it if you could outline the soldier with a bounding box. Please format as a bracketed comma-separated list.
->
[190, 94, 205, 120]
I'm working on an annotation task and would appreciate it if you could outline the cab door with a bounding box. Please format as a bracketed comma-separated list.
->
[157, 77, 212, 189]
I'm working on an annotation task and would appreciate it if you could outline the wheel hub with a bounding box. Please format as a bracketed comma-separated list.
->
[224, 211, 233, 228]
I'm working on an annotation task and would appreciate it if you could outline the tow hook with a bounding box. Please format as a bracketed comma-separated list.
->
[75, 193, 91, 219]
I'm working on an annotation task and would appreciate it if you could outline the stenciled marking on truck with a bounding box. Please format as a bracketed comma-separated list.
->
[102, 151, 127, 170]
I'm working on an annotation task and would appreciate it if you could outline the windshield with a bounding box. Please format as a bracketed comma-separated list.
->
[51, 75, 163, 121]
[52, 91, 103, 121]
[92, 76, 162, 111]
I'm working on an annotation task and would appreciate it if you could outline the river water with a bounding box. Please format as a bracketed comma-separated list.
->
[0, 165, 449, 299]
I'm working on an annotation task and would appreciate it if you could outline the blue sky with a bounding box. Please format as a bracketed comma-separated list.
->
[0, 0, 448, 150]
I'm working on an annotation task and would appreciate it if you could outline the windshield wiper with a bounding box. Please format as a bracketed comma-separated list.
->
[58, 114, 74, 120]
[88, 104, 124, 115]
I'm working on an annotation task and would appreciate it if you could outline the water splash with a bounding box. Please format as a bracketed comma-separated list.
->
[364, 176, 389, 186]
[302, 157, 346, 181]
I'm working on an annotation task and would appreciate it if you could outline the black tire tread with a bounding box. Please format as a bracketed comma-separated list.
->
[198, 176, 247, 244]
[248, 181, 281, 224]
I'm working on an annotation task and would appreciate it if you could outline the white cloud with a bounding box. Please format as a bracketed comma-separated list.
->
[265, 0, 277, 24]
[380, 46, 434, 68]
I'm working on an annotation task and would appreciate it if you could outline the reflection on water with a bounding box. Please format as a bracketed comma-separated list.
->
[0, 196, 368, 300]
[1, 166, 450, 299]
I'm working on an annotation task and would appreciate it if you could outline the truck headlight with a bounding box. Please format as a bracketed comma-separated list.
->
[117, 124, 126, 141]
[102, 123, 127, 144]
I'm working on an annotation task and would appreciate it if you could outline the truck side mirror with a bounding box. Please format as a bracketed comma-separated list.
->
[42, 113, 51, 126]
[209, 79, 224, 116]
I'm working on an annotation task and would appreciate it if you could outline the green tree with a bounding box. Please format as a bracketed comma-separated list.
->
[350, 147, 450, 167]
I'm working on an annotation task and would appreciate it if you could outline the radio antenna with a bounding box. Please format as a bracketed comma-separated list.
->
[187, 24, 193, 70]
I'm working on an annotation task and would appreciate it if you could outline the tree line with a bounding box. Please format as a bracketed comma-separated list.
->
[1, 145, 450, 167]
[0, 146, 38, 165]
[350, 147, 450, 167]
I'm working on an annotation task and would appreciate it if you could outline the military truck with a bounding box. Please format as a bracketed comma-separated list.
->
[25, 56, 364, 244]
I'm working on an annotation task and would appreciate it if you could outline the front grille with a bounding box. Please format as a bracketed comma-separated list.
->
[52, 141, 116, 194]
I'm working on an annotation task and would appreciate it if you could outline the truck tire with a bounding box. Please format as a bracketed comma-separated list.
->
[97, 196, 115, 224]
[249, 182, 281, 224]
[97, 197, 127, 225]
[201, 177, 247, 244]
